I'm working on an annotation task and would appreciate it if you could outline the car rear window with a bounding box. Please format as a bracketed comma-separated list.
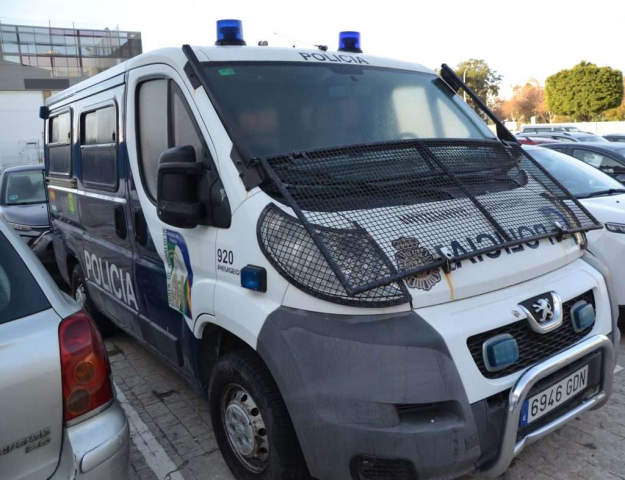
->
[0, 232, 50, 324]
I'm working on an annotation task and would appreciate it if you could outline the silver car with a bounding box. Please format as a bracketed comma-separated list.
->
[0, 218, 130, 479]
[0, 164, 54, 264]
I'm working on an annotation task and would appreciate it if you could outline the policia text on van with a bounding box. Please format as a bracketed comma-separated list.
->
[42, 21, 619, 480]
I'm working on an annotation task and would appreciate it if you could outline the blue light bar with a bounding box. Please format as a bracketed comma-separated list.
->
[338, 31, 362, 53]
[483, 334, 519, 372]
[241, 265, 267, 292]
[216, 19, 246, 46]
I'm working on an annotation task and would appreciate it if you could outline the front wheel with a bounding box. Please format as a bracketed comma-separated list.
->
[209, 351, 309, 480]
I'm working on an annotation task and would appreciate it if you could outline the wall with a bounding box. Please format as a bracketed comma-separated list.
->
[0, 90, 45, 167]
[520, 121, 625, 135]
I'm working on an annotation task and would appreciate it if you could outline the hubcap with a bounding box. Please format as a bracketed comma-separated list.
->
[222, 385, 269, 473]
[75, 283, 87, 308]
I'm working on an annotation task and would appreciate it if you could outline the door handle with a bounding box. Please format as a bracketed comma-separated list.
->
[114, 204, 127, 239]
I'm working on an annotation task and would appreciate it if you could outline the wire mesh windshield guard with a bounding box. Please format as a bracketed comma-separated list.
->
[257, 139, 602, 303]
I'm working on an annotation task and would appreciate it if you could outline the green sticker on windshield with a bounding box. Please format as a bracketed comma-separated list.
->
[218, 68, 236, 76]
[68, 193, 75, 214]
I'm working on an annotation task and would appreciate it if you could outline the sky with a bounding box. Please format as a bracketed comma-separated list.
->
[1, 0, 624, 99]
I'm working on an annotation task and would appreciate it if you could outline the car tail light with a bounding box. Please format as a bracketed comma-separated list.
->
[58, 310, 113, 422]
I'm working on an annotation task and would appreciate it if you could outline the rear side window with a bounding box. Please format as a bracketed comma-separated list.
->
[0, 232, 49, 324]
[49, 112, 71, 176]
[80, 106, 117, 190]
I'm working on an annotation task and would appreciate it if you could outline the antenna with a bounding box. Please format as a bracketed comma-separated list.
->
[273, 32, 327, 51]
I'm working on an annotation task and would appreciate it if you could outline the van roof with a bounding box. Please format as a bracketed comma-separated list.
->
[46, 45, 434, 107]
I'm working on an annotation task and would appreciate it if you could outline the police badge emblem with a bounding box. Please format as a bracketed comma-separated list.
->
[392, 237, 441, 291]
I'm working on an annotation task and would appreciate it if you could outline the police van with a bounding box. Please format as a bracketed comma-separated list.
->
[42, 21, 619, 480]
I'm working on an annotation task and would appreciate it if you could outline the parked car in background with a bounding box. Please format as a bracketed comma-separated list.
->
[521, 125, 584, 133]
[604, 134, 625, 143]
[525, 145, 625, 321]
[518, 132, 609, 143]
[516, 135, 557, 145]
[0, 164, 54, 264]
[0, 218, 130, 479]
[542, 142, 625, 183]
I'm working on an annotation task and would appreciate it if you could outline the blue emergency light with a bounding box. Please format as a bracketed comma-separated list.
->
[338, 31, 362, 53]
[483, 334, 519, 372]
[216, 19, 246, 46]
[241, 265, 267, 292]
[571, 301, 595, 333]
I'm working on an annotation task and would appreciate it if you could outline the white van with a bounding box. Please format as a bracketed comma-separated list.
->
[43, 21, 618, 480]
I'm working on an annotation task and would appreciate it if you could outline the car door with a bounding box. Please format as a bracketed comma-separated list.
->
[75, 88, 139, 335]
[572, 147, 625, 181]
[125, 64, 219, 369]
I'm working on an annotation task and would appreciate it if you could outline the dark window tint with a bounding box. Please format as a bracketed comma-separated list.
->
[49, 112, 71, 175]
[80, 106, 117, 189]
[137, 79, 205, 200]
[0, 232, 49, 324]
[572, 149, 623, 172]
[138, 80, 168, 199]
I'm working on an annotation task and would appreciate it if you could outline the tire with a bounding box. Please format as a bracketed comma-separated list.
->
[209, 350, 310, 480]
[71, 264, 118, 337]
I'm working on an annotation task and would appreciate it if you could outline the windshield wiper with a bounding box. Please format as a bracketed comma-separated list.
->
[580, 189, 625, 199]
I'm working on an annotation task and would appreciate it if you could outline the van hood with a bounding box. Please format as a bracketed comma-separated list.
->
[341, 196, 582, 309]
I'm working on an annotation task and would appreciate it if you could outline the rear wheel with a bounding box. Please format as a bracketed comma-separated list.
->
[209, 351, 309, 480]
[71, 264, 117, 337]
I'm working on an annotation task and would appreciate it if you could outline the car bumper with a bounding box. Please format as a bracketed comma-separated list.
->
[50, 401, 130, 480]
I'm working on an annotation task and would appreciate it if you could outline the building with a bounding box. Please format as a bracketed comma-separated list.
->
[0, 22, 142, 167]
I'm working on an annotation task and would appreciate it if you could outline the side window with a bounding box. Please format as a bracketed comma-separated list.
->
[572, 149, 621, 170]
[137, 78, 207, 201]
[137, 80, 168, 199]
[48, 112, 71, 176]
[80, 106, 117, 190]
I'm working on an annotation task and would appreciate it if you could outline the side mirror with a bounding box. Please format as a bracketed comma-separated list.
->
[157, 146, 204, 229]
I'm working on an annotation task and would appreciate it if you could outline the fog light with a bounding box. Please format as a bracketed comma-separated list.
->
[241, 265, 267, 292]
[571, 300, 595, 333]
[483, 334, 519, 372]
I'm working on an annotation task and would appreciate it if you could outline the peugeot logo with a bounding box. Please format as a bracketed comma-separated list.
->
[518, 292, 563, 334]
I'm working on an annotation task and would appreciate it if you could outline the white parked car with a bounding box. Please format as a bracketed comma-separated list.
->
[0, 218, 130, 479]
[526, 145, 625, 321]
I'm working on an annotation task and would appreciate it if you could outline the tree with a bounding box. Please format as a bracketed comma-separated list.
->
[604, 77, 625, 121]
[454, 59, 503, 111]
[500, 79, 548, 123]
[545, 62, 624, 121]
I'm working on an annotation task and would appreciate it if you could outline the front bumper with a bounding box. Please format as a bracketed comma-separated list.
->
[258, 305, 615, 480]
[479, 334, 614, 477]
[50, 402, 130, 480]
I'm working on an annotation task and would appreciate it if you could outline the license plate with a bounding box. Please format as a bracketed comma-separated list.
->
[520, 365, 589, 427]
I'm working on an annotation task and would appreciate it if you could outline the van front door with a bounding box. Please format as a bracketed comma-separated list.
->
[125, 64, 218, 371]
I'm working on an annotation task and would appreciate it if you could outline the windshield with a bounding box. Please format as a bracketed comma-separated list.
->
[204, 63, 495, 157]
[3, 170, 46, 205]
[578, 135, 608, 143]
[526, 147, 624, 198]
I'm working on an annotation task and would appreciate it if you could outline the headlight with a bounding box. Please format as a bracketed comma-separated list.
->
[605, 223, 625, 234]
[257, 204, 408, 307]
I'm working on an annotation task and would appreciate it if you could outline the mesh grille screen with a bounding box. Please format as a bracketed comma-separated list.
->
[258, 139, 601, 302]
